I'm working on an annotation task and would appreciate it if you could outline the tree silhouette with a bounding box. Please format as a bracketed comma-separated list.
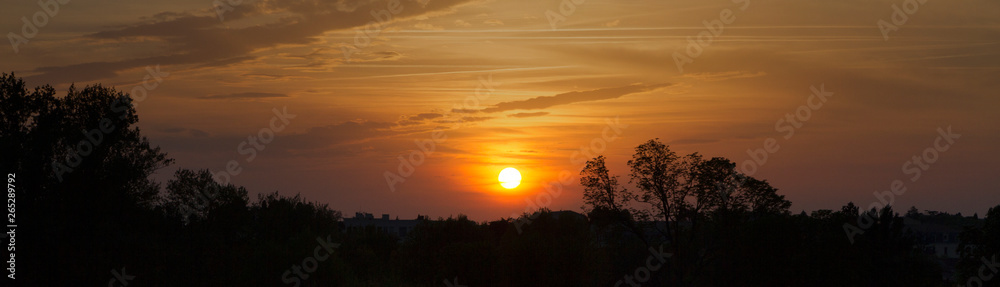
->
[163, 168, 249, 224]
[1, 72, 173, 284]
[0, 73, 971, 286]
[577, 139, 795, 284]
[959, 204, 1000, 286]
[580, 155, 633, 213]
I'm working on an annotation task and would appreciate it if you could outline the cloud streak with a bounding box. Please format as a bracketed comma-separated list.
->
[508, 112, 549, 118]
[25, 0, 479, 85]
[198, 92, 289, 99]
[481, 83, 671, 113]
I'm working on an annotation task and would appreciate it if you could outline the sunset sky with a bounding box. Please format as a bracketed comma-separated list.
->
[3, 0, 998, 220]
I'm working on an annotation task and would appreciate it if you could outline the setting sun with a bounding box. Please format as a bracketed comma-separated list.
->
[498, 167, 522, 189]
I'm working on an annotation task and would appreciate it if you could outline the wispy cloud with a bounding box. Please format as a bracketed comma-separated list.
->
[25, 0, 480, 85]
[409, 113, 445, 120]
[198, 92, 289, 100]
[481, 83, 671, 113]
[508, 112, 549, 118]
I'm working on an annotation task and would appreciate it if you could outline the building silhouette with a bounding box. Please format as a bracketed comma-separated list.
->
[343, 212, 425, 239]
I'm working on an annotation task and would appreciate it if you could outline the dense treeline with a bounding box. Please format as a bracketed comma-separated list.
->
[0, 74, 343, 286]
[2, 73, 998, 286]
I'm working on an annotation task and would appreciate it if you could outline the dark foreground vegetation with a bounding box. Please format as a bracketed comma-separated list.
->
[2, 73, 999, 286]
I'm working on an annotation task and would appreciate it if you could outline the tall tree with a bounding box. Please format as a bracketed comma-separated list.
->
[0, 72, 173, 284]
[692, 157, 791, 216]
[580, 155, 633, 213]
[621, 139, 791, 284]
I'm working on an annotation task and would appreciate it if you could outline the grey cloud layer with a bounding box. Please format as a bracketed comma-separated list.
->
[27, 0, 478, 85]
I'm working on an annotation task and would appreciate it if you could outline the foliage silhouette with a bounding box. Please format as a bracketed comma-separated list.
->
[0, 73, 974, 286]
